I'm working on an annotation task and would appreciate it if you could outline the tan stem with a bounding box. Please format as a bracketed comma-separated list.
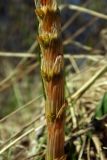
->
[35, 1, 66, 159]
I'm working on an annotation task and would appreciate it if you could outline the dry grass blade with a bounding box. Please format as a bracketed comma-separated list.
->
[62, 0, 91, 31]
[69, 41, 104, 54]
[70, 64, 107, 101]
[24, 151, 45, 160]
[0, 128, 35, 155]
[0, 51, 103, 61]
[60, 4, 107, 20]
[0, 95, 42, 123]
[0, 123, 45, 155]
[64, 17, 97, 45]
[0, 62, 38, 92]
[0, 41, 38, 91]
[92, 135, 106, 160]
[65, 54, 104, 61]
[0, 114, 43, 148]
[87, 139, 91, 160]
[71, 127, 94, 139]
[78, 136, 87, 160]
[0, 52, 36, 58]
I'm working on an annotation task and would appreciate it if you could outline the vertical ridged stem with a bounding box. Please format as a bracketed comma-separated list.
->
[35, 1, 66, 159]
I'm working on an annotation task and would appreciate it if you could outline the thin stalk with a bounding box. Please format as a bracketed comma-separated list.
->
[35, 0, 66, 160]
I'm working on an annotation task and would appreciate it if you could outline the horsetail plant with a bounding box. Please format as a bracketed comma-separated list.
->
[35, 0, 67, 159]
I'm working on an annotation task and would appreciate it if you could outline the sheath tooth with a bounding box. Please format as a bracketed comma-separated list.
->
[35, 8, 45, 19]
[53, 55, 64, 75]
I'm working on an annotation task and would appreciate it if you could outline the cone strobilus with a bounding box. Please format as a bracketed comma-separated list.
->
[35, 0, 67, 159]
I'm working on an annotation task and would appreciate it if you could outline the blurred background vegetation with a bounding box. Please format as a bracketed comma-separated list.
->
[0, 0, 107, 159]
